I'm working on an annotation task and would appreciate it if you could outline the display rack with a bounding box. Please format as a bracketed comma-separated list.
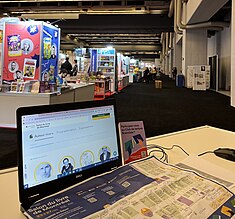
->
[97, 54, 115, 74]
[129, 63, 135, 74]
[97, 49, 115, 92]
[118, 75, 129, 90]
[91, 79, 111, 98]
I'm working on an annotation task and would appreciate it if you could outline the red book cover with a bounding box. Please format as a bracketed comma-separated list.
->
[118, 121, 148, 164]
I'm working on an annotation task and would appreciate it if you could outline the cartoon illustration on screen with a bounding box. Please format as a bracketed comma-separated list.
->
[99, 146, 111, 162]
[60, 156, 75, 174]
[80, 150, 94, 167]
[35, 162, 53, 182]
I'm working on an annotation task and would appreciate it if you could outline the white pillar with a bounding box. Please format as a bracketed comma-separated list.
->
[173, 34, 182, 73]
[165, 32, 169, 75]
[182, 28, 207, 77]
[165, 54, 169, 75]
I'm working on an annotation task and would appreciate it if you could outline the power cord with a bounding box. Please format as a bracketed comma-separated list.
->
[198, 148, 235, 162]
[198, 151, 214, 156]
[147, 146, 234, 195]
[148, 148, 168, 163]
[160, 144, 190, 156]
[147, 144, 189, 163]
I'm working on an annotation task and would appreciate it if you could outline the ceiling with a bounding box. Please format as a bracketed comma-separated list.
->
[0, 0, 174, 59]
[0, 0, 231, 60]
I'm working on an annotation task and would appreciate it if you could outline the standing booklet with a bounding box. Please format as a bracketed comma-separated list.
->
[118, 121, 148, 164]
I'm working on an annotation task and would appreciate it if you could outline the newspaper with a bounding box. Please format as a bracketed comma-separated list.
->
[25, 156, 235, 219]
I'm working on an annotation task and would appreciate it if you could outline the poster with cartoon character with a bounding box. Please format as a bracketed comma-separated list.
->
[41, 23, 60, 83]
[2, 21, 41, 83]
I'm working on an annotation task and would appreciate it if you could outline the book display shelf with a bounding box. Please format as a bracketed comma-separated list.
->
[97, 48, 116, 92]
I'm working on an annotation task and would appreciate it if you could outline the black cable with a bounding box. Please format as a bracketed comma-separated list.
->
[176, 164, 235, 195]
[147, 144, 190, 156]
[198, 151, 214, 156]
[148, 149, 168, 163]
[159, 144, 189, 156]
[149, 149, 165, 160]
[171, 144, 190, 156]
[148, 146, 234, 195]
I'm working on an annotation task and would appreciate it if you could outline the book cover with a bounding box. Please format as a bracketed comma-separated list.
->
[43, 37, 51, 60]
[23, 58, 37, 79]
[7, 34, 22, 57]
[31, 81, 40, 93]
[118, 121, 148, 164]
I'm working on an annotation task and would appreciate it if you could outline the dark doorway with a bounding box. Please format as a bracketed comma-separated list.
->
[209, 55, 218, 90]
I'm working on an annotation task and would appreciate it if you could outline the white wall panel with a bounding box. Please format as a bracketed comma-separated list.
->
[207, 35, 217, 58]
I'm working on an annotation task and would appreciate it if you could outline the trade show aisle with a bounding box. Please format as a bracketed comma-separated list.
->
[1, 75, 235, 170]
[113, 74, 235, 137]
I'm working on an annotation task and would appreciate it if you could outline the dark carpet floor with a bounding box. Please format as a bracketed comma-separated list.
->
[1, 74, 235, 169]
[0, 127, 18, 170]
[113, 74, 235, 137]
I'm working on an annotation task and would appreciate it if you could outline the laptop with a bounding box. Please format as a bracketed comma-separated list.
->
[16, 98, 122, 212]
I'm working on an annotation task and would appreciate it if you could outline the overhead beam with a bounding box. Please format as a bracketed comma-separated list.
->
[186, 0, 230, 24]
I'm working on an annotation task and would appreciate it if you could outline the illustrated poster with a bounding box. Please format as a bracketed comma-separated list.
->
[91, 49, 97, 72]
[2, 21, 41, 83]
[41, 23, 60, 82]
[192, 65, 210, 91]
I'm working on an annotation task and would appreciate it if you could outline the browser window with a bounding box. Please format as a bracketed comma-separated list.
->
[21, 105, 119, 189]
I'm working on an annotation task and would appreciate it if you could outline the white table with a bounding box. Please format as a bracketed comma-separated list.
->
[1, 125, 235, 218]
[147, 125, 235, 171]
[0, 83, 95, 127]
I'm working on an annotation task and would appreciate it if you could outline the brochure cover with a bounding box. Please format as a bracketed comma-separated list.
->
[118, 121, 148, 164]
[24, 156, 235, 219]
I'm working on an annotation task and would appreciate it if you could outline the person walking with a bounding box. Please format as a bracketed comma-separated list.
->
[143, 67, 150, 83]
[61, 57, 72, 76]
[172, 67, 177, 80]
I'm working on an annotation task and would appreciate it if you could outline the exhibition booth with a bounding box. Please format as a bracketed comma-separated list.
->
[0, 19, 145, 126]
[0, 19, 95, 127]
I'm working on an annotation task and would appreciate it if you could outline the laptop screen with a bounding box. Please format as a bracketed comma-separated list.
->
[17, 99, 122, 209]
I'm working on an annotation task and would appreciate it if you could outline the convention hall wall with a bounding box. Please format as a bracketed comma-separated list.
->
[207, 25, 231, 91]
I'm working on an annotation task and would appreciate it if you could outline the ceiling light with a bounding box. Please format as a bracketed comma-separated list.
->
[106, 46, 113, 49]
[3, 13, 10, 17]
[19, 13, 79, 20]
[14, 8, 164, 17]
